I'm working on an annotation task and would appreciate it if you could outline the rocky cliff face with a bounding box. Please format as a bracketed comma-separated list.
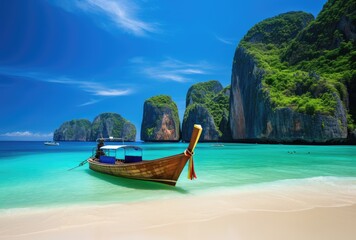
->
[54, 113, 136, 142]
[230, 11, 347, 143]
[266, 99, 347, 142]
[141, 95, 180, 142]
[230, 50, 348, 142]
[182, 81, 231, 142]
[182, 104, 220, 141]
[90, 113, 136, 141]
[53, 119, 91, 141]
[230, 47, 268, 140]
[282, 0, 356, 142]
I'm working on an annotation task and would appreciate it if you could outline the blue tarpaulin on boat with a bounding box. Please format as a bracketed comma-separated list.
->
[124, 155, 142, 163]
[99, 156, 116, 164]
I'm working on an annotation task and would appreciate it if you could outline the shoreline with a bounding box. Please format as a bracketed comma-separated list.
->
[1, 177, 356, 240]
[2, 140, 354, 146]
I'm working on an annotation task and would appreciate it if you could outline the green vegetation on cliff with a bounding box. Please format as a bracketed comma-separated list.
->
[241, 42, 338, 115]
[53, 119, 91, 141]
[91, 113, 136, 141]
[208, 85, 231, 129]
[185, 80, 223, 107]
[141, 95, 180, 141]
[146, 95, 179, 118]
[283, 0, 356, 65]
[242, 11, 314, 45]
[54, 113, 136, 141]
[184, 81, 230, 138]
[283, 0, 356, 129]
[239, 2, 355, 129]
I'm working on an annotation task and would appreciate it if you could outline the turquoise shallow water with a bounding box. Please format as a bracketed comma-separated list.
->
[0, 141, 355, 209]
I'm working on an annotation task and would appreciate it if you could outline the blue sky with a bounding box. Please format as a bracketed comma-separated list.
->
[0, 0, 326, 140]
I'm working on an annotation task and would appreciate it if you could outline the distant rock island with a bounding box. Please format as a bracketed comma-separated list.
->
[53, 113, 136, 141]
[141, 95, 180, 142]
[53, 119, 91, 141]
[53, 0, 355, 144]
[90, 113, 136, 141]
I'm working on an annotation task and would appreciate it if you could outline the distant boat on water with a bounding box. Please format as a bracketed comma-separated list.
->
[211, 143, 224, 147]
[44, 141, 59, 146]
[87, 124, 203, 186]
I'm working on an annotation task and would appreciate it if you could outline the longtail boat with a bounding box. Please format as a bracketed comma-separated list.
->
[88, 124, 202, 186]
[44, 141, 59, 146]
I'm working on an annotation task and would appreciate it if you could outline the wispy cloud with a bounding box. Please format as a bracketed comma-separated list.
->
[132, 57, 212, 83]
[215, 35, 235, 45]
[77, 99, 101, 107]
[0, 67, 133, 106]
[56, 0, 157, 36]
[0, 131, 53, 138]
[94, 89, 132, 96]
[47, 78, 133, 97]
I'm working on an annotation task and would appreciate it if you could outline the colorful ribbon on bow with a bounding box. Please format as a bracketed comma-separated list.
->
[184, 149, 197, 180]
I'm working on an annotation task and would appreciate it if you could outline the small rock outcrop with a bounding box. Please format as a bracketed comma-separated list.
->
[53, 119, 91, 141]
[90, 113, 136, 141]
[182, 80, 231, 142]
[141, 95, 180, 142]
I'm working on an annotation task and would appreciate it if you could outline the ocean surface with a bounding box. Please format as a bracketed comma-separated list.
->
[0, 141, 355, 209]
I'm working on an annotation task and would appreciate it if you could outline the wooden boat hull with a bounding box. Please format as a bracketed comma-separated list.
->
[88, 153, 190, 186]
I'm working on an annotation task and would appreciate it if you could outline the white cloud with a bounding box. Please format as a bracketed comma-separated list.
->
[45, 77, 133, 97]
[78, 99, 101, 107]
[0, 67, 133, 107]
[0, 131, 53, 138]
[94, 89, 132, 96]
[66, 0, 157, 36]
[215, 35, 234, 45]
[177, 69, 205, 74]
[133, 57, 212, 83]
[144, 69, 189, 83]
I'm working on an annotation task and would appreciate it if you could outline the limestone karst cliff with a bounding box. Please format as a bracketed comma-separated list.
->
[182, 80, 231, 141]
[53, 119, 91, 141]
[90, 113, 136, 141]
[230, 8, 352, 143]
[54, 113, 136, 141]
[141, 95, 180, 142]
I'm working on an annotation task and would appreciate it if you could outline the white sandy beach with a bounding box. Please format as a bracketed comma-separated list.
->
[1, 179, 356, 240]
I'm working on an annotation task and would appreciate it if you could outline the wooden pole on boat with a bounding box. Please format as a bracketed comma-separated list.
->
[187, 124, 203, 153]
[185, 124, 202, 180]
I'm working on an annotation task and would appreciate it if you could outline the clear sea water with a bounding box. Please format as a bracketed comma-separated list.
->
[0, 141, 355, 209]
